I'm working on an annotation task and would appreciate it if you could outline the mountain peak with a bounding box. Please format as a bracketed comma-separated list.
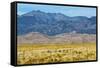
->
[17, 10, 96, 36]
[22, 10, 45, 16]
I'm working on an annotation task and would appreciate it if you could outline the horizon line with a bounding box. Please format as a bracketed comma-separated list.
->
[17, 10, 96, 18]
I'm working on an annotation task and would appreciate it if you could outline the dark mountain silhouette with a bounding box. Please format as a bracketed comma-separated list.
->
[17, 10, 96, 36]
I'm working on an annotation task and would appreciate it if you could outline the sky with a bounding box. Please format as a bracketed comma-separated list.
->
[17, 3, 96, 17]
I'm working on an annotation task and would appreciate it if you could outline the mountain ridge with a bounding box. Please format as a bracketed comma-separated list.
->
[17, 10, 96, 36]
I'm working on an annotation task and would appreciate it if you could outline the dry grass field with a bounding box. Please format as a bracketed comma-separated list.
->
[17, 42, 96, 65]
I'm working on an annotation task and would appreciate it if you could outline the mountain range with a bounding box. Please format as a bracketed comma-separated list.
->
[17, 10, 96, 36]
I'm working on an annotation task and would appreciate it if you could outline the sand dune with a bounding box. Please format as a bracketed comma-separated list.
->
[17, 32, 96, 44]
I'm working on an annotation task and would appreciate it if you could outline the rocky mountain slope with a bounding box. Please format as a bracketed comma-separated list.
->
[17, 10, 96, 36]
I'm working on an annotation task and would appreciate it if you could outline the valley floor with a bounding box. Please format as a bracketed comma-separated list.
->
[17, 43, 96, 65]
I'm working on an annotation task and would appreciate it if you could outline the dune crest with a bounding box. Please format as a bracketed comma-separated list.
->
[17, 32, 96, 44]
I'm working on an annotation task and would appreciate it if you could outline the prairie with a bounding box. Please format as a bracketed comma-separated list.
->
[17, 42, 96, 65]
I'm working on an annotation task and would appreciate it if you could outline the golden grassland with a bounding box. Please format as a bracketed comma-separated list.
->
[17, 43, 96, 65]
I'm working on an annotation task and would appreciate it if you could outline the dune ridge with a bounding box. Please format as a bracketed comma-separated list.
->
[17, 32, 96, 44]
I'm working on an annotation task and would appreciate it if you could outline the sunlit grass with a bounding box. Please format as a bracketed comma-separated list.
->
[17, 43, 96, 65]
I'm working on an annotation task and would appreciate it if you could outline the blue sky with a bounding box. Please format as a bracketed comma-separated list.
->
[17, 3, 96, 17]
